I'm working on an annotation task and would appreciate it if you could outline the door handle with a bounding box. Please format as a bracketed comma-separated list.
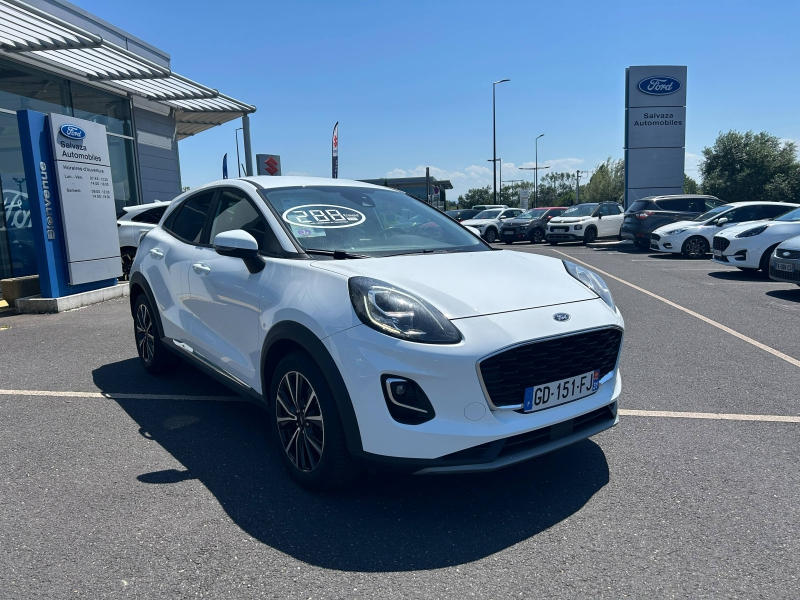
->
[149, 248, 164, 259]
[192, 263, 211, 275]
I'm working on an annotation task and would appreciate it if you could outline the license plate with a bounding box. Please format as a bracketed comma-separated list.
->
[523, 370, 599, 413]
[713, 249, 723, 257]
[775, 262, 794, 272]
[552, 227, 567, 232]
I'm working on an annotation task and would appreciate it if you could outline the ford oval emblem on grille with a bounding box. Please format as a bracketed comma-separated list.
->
[782, 251, 791, 257]
[553, 313, 571, 322]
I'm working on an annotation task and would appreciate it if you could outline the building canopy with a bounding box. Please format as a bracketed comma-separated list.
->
[0, 0, 254, 139]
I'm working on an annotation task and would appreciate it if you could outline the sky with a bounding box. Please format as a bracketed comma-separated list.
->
[74, 0, 800, 199]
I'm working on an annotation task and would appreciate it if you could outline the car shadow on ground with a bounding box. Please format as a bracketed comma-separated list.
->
[93, 360, 610, 572]
[707, 269, 766, 282]
[766, 288, 800, 301]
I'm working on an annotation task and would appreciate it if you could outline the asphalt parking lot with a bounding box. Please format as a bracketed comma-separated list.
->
[2, 241, 799, 599]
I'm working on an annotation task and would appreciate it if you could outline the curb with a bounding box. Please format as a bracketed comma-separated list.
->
[16, 283, 129, 314]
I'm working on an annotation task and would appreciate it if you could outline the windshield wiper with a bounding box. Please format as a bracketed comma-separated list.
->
[388, 249, 460, 257]
[304, 249, 368, 260]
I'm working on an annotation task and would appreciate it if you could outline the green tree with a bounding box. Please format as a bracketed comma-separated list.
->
[684, 174, 700, 194]
[581, 157, 624, 203]
[457, 185, 492, 208]
[538, 171, 579, 206]
[699, 131, 800, 202]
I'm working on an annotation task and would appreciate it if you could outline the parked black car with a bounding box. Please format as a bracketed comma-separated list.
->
[620, 195, 724, 249]
[446, 209, 481, 222]
[500, 206, 568, 244]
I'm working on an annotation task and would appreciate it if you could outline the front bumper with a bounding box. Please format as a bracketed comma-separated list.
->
[712, 237, 761, 268]
[546, 230, 584, 242]
[500, 227, 532, 241]
[323, 298, 624, 470]
[650, 233, 682, 253]
[769, 253, 800, 283]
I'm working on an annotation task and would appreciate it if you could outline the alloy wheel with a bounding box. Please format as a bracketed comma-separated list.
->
[685, 238, 708, 258]
[276, 371, 325, 472]
[135, 303, 155, 364]
[531, 229, 544, 244]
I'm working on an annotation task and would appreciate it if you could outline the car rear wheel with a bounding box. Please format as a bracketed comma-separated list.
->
[682, 236, 709, 258]
[583, 228, 597, 245]
[634, 239, 650, 250]
[270, 351, 361, 491]
[484, 228, 497, 243]
[548, 240, 559, 246]
[133, 294, 178, 374]
[530, 229, 544, 244]
[504, 240, 513, 245]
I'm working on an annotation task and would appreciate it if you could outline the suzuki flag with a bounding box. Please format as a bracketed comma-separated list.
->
[256, 154, 281, 176]
[332, 122, 338, 178]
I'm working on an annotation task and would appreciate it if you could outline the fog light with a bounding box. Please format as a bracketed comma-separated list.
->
[664, 243, 673, 249]
[734, 250, 747, 261]
[382, 376, 435, 425]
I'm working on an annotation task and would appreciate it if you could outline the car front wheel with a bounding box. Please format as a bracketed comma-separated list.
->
[133, 294, 178, 374]
[530, 229, 544, 244]
[682, 236, 709, 258]
[484, 228, 497, 243]
[270, 352, 361, 491]
[583, 228, 597, 245]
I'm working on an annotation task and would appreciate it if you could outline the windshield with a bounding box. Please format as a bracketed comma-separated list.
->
[562, 204, 597, 217]
[473, 209, 502, 219]
[776, 207, 800, 222]
[259, 186, 487, 257]
[693, 205, 731, 222]
[518, 209, 548, 219]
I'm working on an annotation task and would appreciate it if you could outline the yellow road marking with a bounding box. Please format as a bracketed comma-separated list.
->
[619, 409, 800, 423]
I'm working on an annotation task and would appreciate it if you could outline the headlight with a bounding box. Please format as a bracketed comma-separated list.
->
[348, 277, 462, 344]
[736, 225, 768, 238]
[574, 224, 583, 230]
[562, 260, 615, 311]
[665, 228, 687, 235]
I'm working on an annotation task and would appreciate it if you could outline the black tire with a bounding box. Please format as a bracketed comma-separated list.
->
[759, 244, 780, 276]
[548, 240, 559, 246]
[530, 229, 544, 244]
[133, 294, 178, 374]
[120, 248, 136, 281]
[634, 239, 650, 250]
[270, 351, 361, 491]
[681, 236, 710, 259]
[484, 228, 497, 243]
[504, 240, 513, 245]
[583, 228, 597, 245]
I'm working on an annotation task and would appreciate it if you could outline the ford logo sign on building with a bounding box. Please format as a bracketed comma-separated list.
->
[638, 76, 681, 96]
[60, 124, 86, 140]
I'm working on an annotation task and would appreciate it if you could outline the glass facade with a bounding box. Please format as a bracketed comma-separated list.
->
[0, 57, 139, 278]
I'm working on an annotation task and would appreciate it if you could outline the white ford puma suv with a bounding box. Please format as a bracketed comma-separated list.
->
[129, 177, 624, 490]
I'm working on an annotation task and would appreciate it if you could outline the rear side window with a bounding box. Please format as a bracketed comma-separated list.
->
[655, 198, 691, 211]
[762, 204, 794, 219]
[131, 205, 167, 224]
[165, 191, 215, 244]
[209, 188, 282, 254]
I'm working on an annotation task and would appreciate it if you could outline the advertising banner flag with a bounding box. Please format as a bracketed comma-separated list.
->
[332, 122, 339, 178]
[222, 153, 228, 179]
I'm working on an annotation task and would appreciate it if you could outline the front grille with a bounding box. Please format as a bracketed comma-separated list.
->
[479, 328, 623, 408]
[776, 249, 800, 260]
[713, 236, 730, 252]
[651, 234, 661, 242]
[769, 266, 800, 281]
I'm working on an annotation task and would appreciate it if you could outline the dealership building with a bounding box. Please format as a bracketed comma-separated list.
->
[0, 0, 255, 279]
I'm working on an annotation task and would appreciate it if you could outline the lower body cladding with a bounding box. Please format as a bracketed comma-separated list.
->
[546, 232, 584, 243]
[323, 298, 623, 474]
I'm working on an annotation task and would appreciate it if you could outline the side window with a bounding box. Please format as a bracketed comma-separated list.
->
[612, 204, 623, 214]
[727, 206, 761, 223]
[599, 205, 614, 216]
[656, 199, 690, 211]
[131, 205, 167, 224]
[762, 205, 793, 219]
[686, 199, 706, 212]
[164, 191, 215, 244]
[209, 188, 282, 254]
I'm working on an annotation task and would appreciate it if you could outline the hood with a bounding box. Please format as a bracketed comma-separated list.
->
[654, 220, 696, 233]
[461, 219, 495, 226]
[718, 220, 787, 238]
[777, 234, 800, 251]
[550, 217, 589, 224]
[312, 250, 598, 319]
[504, 218, 536, 225]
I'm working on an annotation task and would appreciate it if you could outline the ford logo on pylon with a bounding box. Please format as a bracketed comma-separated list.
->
[638, 76, 681, 96]
[60, 124, 86, 140]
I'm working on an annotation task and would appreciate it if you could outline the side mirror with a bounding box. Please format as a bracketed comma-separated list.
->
[717, 218, 729, 226]
[597, 213, 603, 219]
[213, 230, 265, 273]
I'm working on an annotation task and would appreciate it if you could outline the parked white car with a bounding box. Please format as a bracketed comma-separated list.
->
[461, 207, 523, 243]
[546, 202, 624, 245]
[712, 206, 800, 272]
[768, 235, 800, 285]
[117, 201, 171, 278]
[129, 177, 624, 491]
[651, 201, 798, 258]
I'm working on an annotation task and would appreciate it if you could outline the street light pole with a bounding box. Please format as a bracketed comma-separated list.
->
[235, 127, 244, 177]
[535, 134, 544, 208]
[487, 158, 502, 203]
[492, 79, 510, 205]
[575, 170, 590, 204]
[519, 162, 550, 207]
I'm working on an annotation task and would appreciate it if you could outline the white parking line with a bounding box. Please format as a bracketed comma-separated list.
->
[550, 249, 800, 369]
[2, 389, 797, 423]
[0, 389, 243, 402]
[619, 409, 800, 423]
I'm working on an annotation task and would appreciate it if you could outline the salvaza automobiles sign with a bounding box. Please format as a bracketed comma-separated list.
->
[637, 76, 681, 96]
